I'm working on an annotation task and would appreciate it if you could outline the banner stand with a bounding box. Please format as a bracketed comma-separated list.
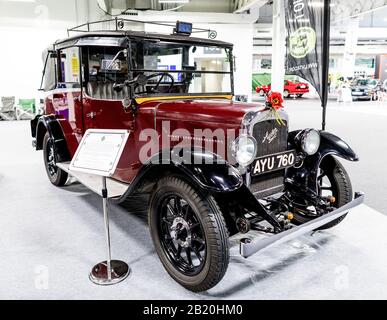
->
[89, 176, 130, 285]
[284, 0, 332, 130]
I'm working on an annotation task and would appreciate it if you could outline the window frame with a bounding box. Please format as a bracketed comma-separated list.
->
[127, 39, 235, 98]
[56, 46, 82, 89]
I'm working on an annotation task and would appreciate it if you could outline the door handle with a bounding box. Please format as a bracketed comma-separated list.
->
[86, 112, 97, 119]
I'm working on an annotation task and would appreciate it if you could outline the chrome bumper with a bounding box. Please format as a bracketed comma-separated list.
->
[240, 192, 365, 258]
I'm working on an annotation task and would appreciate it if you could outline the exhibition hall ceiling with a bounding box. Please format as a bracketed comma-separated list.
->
[331, 0, 387, 22]
[100, 0, 267, 13]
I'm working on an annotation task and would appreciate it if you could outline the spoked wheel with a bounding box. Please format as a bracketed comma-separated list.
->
[149, 176, 229, 292]
[43, 132, 68, 186]
[292, 156, 353, 230]
[159, 195, 206, 276]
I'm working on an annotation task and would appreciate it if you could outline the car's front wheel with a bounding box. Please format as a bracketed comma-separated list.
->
[259, 89, 265, 96]
[43, 132, 68, 186]
[148, 176, 229, 292]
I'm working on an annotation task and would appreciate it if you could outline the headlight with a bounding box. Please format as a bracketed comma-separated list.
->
[299, 129, 320, 155]
[232, 135, 257, 166]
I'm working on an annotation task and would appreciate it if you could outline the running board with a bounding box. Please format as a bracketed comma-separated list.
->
[240, 193, 365, 258]
[57, 162, 129, 199]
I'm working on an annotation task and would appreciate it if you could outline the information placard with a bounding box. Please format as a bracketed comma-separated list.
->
[69, 129, 130, 177]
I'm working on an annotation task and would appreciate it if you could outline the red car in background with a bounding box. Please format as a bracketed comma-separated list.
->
[256, 80, 310, 98]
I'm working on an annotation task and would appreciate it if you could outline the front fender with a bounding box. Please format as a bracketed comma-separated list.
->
[34, 115, 71, 162]
[287, 130, 358, 193]
[113, 148, 244, 204]
[172, 150, 243, 193]
[318, 131, 359, 162]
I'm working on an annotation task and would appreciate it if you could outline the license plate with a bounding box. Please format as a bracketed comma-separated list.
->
[352, 92, 363, 95]
[251, 150, 297, 176]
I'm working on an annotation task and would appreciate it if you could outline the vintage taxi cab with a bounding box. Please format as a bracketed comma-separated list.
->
[31, 20, 364, 292]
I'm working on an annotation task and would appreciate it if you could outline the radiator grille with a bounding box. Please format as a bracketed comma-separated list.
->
[250, 120, 288, 198]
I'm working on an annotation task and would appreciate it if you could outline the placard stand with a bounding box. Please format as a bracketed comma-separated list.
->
[69, 129, 131, 286]
[89, 176, 130, 285]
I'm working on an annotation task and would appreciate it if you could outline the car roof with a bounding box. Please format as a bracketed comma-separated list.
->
[54, 31, 233, 49]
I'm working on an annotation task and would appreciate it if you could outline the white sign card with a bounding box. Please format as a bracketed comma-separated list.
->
[69, 129, 130, 177]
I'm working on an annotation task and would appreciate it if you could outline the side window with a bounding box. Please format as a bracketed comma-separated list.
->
[41, 50, 56, 92]
[83, 46, 129, 100]
[57, 47, 81, 88]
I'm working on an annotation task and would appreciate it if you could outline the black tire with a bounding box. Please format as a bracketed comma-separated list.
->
[259, 89, 265, 96]
[297, 94, 303, 98]
[43, 132, 68, 186]
[293, 156, 353, 230]
[284, 90, 290, 98]
[148, 176, 229, 292]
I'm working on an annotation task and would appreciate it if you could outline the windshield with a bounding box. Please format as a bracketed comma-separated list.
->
[130, 41, 233, 96]
[83, 41, 233, 100]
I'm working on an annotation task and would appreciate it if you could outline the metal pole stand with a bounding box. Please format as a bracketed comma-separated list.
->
[89, 176, 131, 285]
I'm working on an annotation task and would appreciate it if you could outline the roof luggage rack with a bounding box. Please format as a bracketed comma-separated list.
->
[67, 18, 218, 40]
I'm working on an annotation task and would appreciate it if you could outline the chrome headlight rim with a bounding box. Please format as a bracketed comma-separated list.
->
[231, 134, 257, 167]
[299, 129, 321, 156]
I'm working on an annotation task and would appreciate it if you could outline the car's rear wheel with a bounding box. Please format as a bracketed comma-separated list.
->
[259, 89, 265, 96]
[43, 132, 68, 186]
[297, 94, 304, 98]
[292, 156, 353, 230]
[284, 90, 290, 98]
[148, 176, 229, 292]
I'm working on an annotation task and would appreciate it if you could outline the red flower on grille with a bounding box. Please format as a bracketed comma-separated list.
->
[267, 92, 284, 110]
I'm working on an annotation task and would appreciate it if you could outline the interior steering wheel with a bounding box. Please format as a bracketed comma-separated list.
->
[136, 72, 175, 94]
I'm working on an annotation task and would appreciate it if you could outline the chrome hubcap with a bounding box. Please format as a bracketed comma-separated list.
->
[170, 217, 192, 249]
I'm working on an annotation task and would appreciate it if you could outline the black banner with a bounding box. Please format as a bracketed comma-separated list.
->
[285, 0, 328, 103]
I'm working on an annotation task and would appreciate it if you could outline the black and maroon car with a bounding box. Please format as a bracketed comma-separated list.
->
[31, 19, 364, 292]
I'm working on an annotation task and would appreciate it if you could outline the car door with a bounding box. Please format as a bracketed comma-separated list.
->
[80, 46, 134, 131]
[51, 46, 84, 155]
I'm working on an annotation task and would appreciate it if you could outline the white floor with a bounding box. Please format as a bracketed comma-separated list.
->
[1, 99, 387, 299]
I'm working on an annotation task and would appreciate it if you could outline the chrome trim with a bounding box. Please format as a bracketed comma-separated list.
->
[240, 193, 365, 258]
[234, 108, 289, 173]
[245, 170, 251, 188]
[253, 184, 283, 196]
[241, 107, 289, 136]
[231, 134, 258, 167]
